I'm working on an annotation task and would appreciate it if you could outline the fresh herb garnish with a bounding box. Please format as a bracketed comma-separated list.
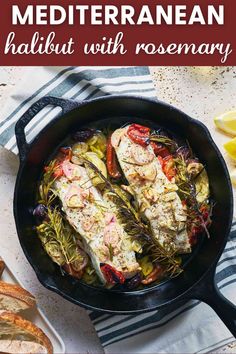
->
[83, 158, 183, 278]
[174, 155, 211, 239]
[108, 244, 114, 261]
[37, 160, 83, 266]
[150, 134, 178, 153]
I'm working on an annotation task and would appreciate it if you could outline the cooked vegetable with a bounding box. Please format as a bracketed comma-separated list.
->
[88, 132, 106, 152]
[150, 142, 170, 158]
[176, 146, 191, 160]
[53, 159, 140, 286]
[71, 155, 83, 165]
[90, 146, 104, 159]
[85, 159, 183, 278]
[141, 265, 164, 285]
[100, 263, 126, 285]
[112, 126, 190, 254]
[106, 135, 121, 179]
[44, 161, 64, 179]
[60, 147, 72, 159]
[174, 152, 212, 242]
[161, 156, 176, 181]
[37, 207, 85, 268]
[195, 169, 210, 203]
[187, 161, 203, 177]
[72, 129, 96, 142]
[63, 250, 88, 279]
[140, 256, 154, 276]
[72, 142, 88, 157]
[82, 264, 99, 285]
[127, 124, 150, 147]
[150, 134, 178, 153]
[37, 161, 87, 276]
[33, 204, 47, 220]
[125, 273, 142, 289]
[84, 151, 107, 185]
[35, 123, 212, 289]
[79, 131, 107, 159]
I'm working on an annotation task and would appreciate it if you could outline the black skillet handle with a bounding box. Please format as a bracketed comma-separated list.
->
[15, 96, 79, 162]
[188, 267, 236, 338]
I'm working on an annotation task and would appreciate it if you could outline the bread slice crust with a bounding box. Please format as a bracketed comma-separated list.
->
[0, 260, 5, 278]
[0, 312, 53, 354]
[0, 281, 36, 312]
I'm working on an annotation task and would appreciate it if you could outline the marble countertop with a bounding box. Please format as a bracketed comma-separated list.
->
[0, 66, 235, 353]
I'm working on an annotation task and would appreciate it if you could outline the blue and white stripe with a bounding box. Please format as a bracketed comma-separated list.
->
[89, 224, 236, 353]
[0, 65, 235, 353]
[0, 66, 156, 154]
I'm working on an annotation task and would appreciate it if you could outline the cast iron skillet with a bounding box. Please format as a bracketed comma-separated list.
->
[14, 95, 236, 337]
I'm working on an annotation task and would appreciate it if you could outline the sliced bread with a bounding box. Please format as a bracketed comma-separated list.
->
[0, 281, 36, 313]
[0, 311, 53, 354]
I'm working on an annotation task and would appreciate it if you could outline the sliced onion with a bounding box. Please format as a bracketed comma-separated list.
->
[176, 146, 192, 160]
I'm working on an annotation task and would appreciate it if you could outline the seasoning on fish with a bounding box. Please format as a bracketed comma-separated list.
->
[35, 125, 212, 288]
[54, 160, 140, 285]
[111, 126, 191, 253]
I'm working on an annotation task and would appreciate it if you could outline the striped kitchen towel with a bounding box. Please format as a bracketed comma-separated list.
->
[0, 66, 156, 154]
[89, 223, 236, 353]
[0, 66, 235, 353]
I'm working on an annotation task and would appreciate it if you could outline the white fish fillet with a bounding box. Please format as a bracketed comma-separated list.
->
[54, 161, 139, 284]
[112, 127, 191, 253]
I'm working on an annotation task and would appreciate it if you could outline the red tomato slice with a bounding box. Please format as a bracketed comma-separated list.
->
[150, 142, 170, 158]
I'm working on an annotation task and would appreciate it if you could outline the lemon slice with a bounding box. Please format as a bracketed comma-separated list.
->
[230, 169, 236, 186]
[214, 110, 236, 136]
[224, 138, 236, 160]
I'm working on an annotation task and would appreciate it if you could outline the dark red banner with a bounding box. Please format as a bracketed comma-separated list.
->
[0, 0, 235, 65]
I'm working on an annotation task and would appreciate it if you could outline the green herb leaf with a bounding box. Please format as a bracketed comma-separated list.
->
[108, 244, 114, 261]
[37, 160, 83, 267]
[83, 158, 183, 278]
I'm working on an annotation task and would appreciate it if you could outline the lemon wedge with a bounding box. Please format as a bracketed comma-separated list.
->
[224, 138, 236, 160]
[230, 169, 236, 186]
[214, 110, 236, 136]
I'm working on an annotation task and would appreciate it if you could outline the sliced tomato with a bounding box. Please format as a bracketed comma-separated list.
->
[162, 156, 176, 181]
[100, 263, 125, 285]
[60, 147, 72, 160]
[106, 135, 122, 179]
[44, 147, 72, 180]
[189, 205, 211, 245]
[150, 142, 170, 158]
[44, 162, 64, 179]
[130, 124, 150, 134]
[157, 154, 176, 180]
[127, 124, 150, 147]
[53, 164, 64, 178]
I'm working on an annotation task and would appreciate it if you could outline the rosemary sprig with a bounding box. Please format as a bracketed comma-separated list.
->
[83, 158, 183, 277]
[37, 207, 82, 266]
[38, 160, 58, 205]
[148, 240, 182, 276]
[37, 160, 83, 266]
[174, 155, 211, 239]
[108, 244, 114, 261]
[150, 135, 178, 153]
[121, 159, 139, 166]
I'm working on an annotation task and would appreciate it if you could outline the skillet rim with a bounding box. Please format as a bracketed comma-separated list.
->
[13, 94, 233, 313]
